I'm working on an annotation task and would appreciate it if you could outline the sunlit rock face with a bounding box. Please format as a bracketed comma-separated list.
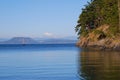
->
[77, 25, 120, 50]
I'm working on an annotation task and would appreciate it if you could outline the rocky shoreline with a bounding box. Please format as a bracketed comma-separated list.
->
[76, 25, 120, 51]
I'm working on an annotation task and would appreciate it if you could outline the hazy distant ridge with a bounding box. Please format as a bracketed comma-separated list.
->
[0, 37, 39, 44]
[0, 37, 77, 44]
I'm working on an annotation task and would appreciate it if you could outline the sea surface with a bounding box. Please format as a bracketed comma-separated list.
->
[0, 44, 79, 80]
[0, 44, 120, 80]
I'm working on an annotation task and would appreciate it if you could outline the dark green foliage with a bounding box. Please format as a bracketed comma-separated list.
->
[76, 0, 119, 38]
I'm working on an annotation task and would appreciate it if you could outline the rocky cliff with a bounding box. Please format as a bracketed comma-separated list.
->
[77, 25, 120, 50]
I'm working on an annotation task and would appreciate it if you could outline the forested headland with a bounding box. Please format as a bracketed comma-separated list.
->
[76, 0, 120, 50]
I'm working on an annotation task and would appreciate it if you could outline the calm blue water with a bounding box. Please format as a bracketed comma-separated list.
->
[1, 44, 120, 80]
[0, 44, 80, 80]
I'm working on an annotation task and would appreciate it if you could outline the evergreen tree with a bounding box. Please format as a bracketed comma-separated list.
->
[76, 0, 119, 37]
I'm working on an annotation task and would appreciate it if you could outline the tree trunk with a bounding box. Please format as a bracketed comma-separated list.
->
[118, 0, 120, 31]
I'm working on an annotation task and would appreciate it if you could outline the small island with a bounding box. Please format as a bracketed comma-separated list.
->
[0, 37, 39, 44]
[76, 0, 120, 50]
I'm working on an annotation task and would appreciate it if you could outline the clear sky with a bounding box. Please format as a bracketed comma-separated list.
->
[0, 0, 90, 38]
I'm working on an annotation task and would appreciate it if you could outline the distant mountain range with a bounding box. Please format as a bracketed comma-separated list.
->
[0, 37, 39, 44]
[0, 37, 77, 44]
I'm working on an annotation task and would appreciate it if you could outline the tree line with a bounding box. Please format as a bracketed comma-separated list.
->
[76, 0, 119, 37]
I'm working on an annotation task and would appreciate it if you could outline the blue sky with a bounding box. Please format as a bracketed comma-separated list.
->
[0, 0, 90, 38]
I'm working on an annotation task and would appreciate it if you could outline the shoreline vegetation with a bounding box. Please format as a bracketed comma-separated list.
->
[75, 0, 120, 50]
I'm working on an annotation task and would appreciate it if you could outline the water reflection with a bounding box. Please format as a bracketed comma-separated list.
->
[79, 50, 120, 80]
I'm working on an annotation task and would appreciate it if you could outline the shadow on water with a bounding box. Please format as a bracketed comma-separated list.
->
[78, 50, 120, 80]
